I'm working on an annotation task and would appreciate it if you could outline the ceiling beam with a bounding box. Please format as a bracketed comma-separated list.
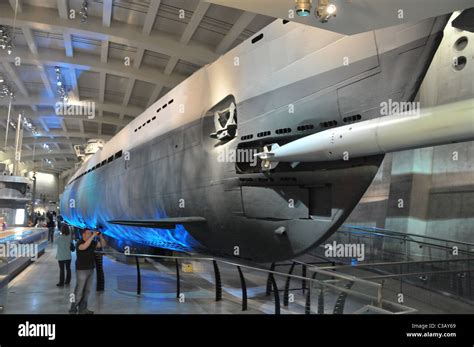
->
[143, 0, 161, 35]
[181, 1, 210, 45]
[215, 12, 256, 54]
[19, 152, 77, 161]
[100, 40, 109, 63]
[163, 1, 210, 77]
[122, 78, 135, 107]
[0, 3, 218, 66]
[1, 149, 75, 161]
[120, 77, 135, 119]
[0, 107, 129, 128]
[21, 26, 37, 54]
[63, 31, 74, 57]
[21, 27, 54, 98]
[103, 0, 113, 27]
[2, 137, 87, 146]
[56, 0, 68, 20]
[60, 118, 68, 133]
[68, 67, 79, 100]
[1, 62, 28, 97]
[38, 65, 55, 98]
[21, 163, 75, 173]
[0, 48, 186, 89]
[38, 118, 50, 133]
[164, 57, 179, 76]
[0, 130, 113, 141]
[99, 72, 106, 104]
[9, 0, 22, 13]
[147, 85, 164, 107]
[0, 96, 144, 117]
[134, 47, 145, 69]
[78, 119, 85, 136]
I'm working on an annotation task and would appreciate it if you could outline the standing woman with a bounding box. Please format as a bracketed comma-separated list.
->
[55, 224, 73, 287]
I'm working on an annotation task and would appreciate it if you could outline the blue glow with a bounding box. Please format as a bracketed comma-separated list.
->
[297, 10, 311, 17]
[60, 177, 203, 253]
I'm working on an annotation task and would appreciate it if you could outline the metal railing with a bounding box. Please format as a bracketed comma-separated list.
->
[96, 249, 416, 315]
[314, 225, 474, 303]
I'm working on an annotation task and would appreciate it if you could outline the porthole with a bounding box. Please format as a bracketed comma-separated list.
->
[453, 56, 467, 71]
[252, 33, 264, 44]
[454, 36, 468, 51]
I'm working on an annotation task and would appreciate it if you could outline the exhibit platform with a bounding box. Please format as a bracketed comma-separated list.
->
[0, 227, 48, 311]
[1, 241, 473, 314]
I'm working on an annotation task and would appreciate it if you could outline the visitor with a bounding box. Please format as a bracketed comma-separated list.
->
[46, 211, 55, 242]
[55, 224, 73, 287]
[69, 229, 106, 314]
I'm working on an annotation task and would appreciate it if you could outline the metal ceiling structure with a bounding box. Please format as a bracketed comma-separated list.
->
[0, 0, 274, 174]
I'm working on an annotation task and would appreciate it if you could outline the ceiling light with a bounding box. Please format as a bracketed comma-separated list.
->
[295, 0, 312, 17]
[0, 25, 14, 54]
[316, 0, 337, 23]
[55, 66, 69, 103]
[80, 1, 89, 23]
[0, 82, 14, 100]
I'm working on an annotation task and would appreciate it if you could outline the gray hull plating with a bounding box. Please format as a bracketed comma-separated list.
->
[61, 16, 449, 262]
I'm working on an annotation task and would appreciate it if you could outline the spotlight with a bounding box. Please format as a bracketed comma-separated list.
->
[55, 66, 69, 103]
[19, 115, 39, 135]
[316, 0, 337, 23]
[327, 4, 336, 15]
[0, 25, 14, 54]
[80, 1, 89, 23]
[0, 82, 14, 100]
[295, 0, 312, 17]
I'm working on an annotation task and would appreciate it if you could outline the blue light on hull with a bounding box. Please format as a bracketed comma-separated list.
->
[60, 179, 203, 253]
[63, 215, 202, 253]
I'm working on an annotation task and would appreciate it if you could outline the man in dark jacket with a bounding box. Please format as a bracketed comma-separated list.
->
[69, 229, 106, 314]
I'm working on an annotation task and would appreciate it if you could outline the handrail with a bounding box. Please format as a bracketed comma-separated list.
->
[96, 250, 408, 311]
[341, 225, 474, 248]
[361, 268, 474, 280]
[315, 257, 474, 270]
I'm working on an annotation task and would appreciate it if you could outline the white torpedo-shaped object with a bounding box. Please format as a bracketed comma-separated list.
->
[256, 99, 474, 164]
